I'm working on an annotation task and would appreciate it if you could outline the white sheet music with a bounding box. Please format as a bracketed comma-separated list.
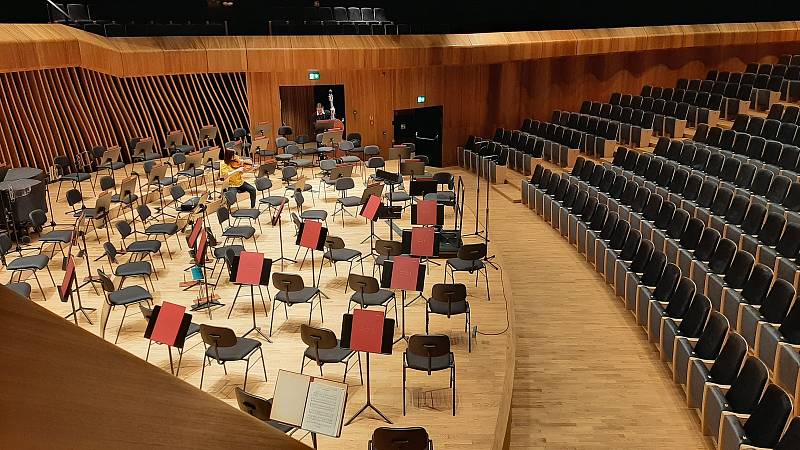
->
[270, 370, 310, 427]
[301, 380, 347, 438]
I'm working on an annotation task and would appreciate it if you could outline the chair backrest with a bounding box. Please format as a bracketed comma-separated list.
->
[665, 207, 689, 239]
[217, 206, 230, 225]
[115, 220, 133, 239]
[300, 323, 339, 359]
[370, 427, 431, 450]
[709, 332, 748, 385]
[608, 219, 631, 251]
[640, 251, 667, 286]
[677, 294, 711, 338]
[727, 356, 769, 413]
[664, 277, 695, 318]
[678, 217, 704, 250]
[96, 269, 116, 294]
[651, 263, 681, 301]
[778, 298, 800, 344]
[760, 278, 795, 323]
[457, 243, 487, 261]
[99, 175, 115, 191]
[694, 227, 721, 261]
[272, 272, 305, 293]
[618, 229, 641, 261]
[629, 240, 655, 273]
[724, 250, 756, 290]
[743, 384, 793, 448]
[740, 202, 767, 235]
[375, 239, 403, 257]
[102, 242, 118, 263]
[406, 334, 451, 374]
[234, 387, 273, 422]
[775, 416, 800, 450]
[430, 284, 468, 317]
[200, 324, 238, 354]
[693, 311, 729, 360]
[335, 177, 355, 192]
[66, 189, 82, 207]
[348, 273, 381, 297]
[28, 209, 47, 229]
[708, 238, 737, 273]
[137, 204, 153, 222]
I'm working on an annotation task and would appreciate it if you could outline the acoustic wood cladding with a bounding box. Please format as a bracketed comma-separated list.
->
[0, 68, 248, 169]
[0, 23, 799, 168]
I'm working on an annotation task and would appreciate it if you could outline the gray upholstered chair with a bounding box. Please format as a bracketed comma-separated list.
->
[270, 272, 323, 336]
[426, 283, 471, 352]
[199, 324, 267, 390]
[444, 243, 490, 301]
[300, 324, 362, 383]
[97, 269, 153, 344]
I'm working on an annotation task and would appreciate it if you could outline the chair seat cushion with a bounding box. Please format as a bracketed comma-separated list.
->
[275, 154, 294, 161]
[387, 192, 411, 202]
[115, 261, 152, 277]
[260, 196, 287, 207]
[405, 352, 454, 371]
[350, 289, 394, 306]
[180, 197, 200, 212]
[41, 230, 73, 243]
[111, 194, 138, 204]
[428, 299, 469, 315]
[126, 240, 162, 254]
[304, 340, 352, 363]
[446, 258, 485, 272]
[175, 145, 194, 153]
[424, 192, 456, 204]
[293, 159, 313, 167]
[108, 285, 152, 305]
[101, 162, 125, 170]
[256, 149, 275, 157]
[223, 226, 255, 239]
[157, 177, 176, 186]
[341, 156, 361, 163]
[324, 248, 361, 262]
[338, 196, 362, 207]
[213, 245, 244, 260]
[146, 223, 178, 235]
[205, 337, 261, 362]
[232, 209, 261, 219]
[8, 254, 49, 271]
[178, 168, 204, 178]
[62, 173, 91, 183]
[301, 210, 328, 221]
[186, 322, 200, 338]
[7, 282, 31, 298]
[288, 183, 313, 192]
[275, 287, 319, 304]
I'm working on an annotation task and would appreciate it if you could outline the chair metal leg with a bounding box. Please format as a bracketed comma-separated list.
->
[402, 364, 407, 416]
[260, 347, 268, 382]
[452, 366, 456, 416]
[114, 305, 129, 344]
[269, 299, 277, 336]
[243, 358, 250, 389]
[484, 269, 491, 301]
[199, 355, 207, 389]
[45, 266, 56, 286]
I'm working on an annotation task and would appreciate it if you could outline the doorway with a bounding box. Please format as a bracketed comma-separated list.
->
[278, 84, 345, 140]
[393, 106, 443, 167]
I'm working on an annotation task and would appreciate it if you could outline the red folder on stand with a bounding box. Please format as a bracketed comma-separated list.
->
[390, 256, 421, 291]
[236, 251, 265, 285]
[349, 309, 386, 353]
[59, 255, 76, 301]
[360, 195, 381, 221]
[415, 199, 437, 225]
[410, 226, 435, 257]
[188, 217, 204, 248]
[150, 302, 186, 347]
[195, 230, 207, 264]
[300, 220, 323, 249]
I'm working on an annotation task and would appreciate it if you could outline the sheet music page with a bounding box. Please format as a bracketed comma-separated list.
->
[301, 380, 347, 437]
[270, 370, 311, 427]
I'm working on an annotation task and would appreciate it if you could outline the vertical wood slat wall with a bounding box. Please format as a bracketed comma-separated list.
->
[0, 68, 248, 169]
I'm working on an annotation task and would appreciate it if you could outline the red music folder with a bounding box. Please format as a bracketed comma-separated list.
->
[300, 220, 323, 249]
[188, 217, 204, 248]
[195, 230, 207, 264]
[349, 309, 386, 353]
[236, 251, 265, 285]
[390, 255, 420, 291]
[360, 195, 381, 221]
[416, 199, 437, 225]
[410, 226, 435, 257]
[59, 255, 75, 301]
[150, 302, 186, 346]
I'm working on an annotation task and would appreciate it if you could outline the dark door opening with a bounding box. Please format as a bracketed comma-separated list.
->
[393, 106, 443, 167]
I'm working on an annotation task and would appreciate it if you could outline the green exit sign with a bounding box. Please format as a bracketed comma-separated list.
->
[416, 95, 426, 103]
[308, 70, 320, 80]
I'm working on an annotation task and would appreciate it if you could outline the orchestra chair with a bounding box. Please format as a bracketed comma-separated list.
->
[199, 324, 267, 390]
[97, 269, 153, 344]
[403, 334, 456, 416]
[0, 233, 55, 300]
[300, 323, 362, 384]
[369, 427, 433, 450]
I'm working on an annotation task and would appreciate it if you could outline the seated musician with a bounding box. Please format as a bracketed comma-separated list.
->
[219, 148, 256, 208]
[313, 103, 331, 122]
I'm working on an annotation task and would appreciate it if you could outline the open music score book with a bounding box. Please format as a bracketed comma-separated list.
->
[271, 370, 348, 438]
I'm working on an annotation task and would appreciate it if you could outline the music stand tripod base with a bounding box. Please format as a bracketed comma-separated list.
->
[238, 285, 273, 343]
[344, 353, 392, 425]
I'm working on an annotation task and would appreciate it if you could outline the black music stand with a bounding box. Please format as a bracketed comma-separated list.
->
[340, 310, 395, 425]
[189, 229, 223, 317]
[359, 194, 382, 250]
[143, 302, 193, 375]
[271, 198, 295, 269]
[375, 169, 403, 240]
[228, 251, 273, 342]
[381, 256, 426, 344]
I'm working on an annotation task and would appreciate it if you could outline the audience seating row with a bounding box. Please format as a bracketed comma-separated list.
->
[613, 88, 722, 128]
[519, 156, 800, 448]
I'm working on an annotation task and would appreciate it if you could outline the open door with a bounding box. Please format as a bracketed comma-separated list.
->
[393, 106, 443, 167]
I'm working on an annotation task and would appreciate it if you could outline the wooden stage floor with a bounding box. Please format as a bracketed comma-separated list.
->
[3, 159, 712, 448]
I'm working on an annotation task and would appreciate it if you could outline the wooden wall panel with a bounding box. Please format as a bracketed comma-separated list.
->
[0, 68, 247, 169]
